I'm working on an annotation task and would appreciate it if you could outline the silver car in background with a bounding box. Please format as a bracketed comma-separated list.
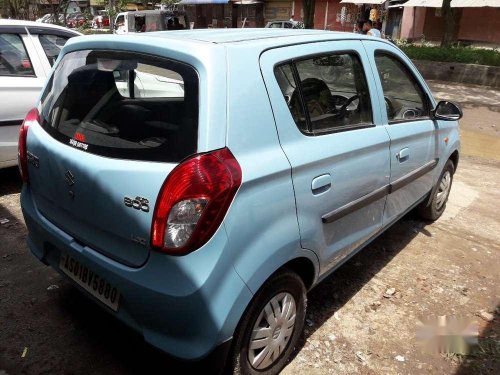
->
[265, 20, 303, 29]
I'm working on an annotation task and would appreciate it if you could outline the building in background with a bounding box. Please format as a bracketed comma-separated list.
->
[179, 0, 263, 28]
[389, 0, 500, 45]
[385, 0, 407, 38]
[177, 1, 388, 31]
[290, 0, 387, 31]
[5, 0, 496, 47]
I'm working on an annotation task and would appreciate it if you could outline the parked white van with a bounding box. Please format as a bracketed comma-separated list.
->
[114, 10, 188, 34]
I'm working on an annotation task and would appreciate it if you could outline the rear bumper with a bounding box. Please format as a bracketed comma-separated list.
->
[21, 185, 253, 362]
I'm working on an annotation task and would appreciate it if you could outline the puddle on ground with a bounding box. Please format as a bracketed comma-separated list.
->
[461, 129, 500, 161]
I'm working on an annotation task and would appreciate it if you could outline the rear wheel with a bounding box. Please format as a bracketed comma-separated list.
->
[418, 159, 455, 221]
[230, 270, 306, 375]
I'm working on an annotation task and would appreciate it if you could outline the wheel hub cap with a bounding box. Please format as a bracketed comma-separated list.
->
[436, 170, 452, 210]
[248, 292, 297, 370]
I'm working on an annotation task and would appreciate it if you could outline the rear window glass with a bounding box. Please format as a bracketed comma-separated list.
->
[39, 50, 199, 163]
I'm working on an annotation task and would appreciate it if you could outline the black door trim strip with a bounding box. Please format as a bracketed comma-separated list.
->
[389, 158, 438, 193]
[321, 158, 439, 224]
[0, 120, 23, 127]
[322, 184, 391, 224]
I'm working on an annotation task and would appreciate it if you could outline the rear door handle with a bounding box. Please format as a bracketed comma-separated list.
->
[397, 147, 410, 162]
[311, 174, 331, 195]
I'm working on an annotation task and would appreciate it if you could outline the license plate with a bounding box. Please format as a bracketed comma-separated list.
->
[59, 253, 120, 312]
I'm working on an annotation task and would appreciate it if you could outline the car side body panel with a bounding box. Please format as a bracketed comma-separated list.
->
[223, 44, 320, 294]
[362, 40, 459, 224]
[259, 40, 392, 278]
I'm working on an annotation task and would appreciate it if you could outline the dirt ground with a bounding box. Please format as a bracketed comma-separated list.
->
[0, 81, 499, 374]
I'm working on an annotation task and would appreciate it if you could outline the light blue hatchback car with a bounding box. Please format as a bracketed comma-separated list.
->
[20, 29, 461, 374]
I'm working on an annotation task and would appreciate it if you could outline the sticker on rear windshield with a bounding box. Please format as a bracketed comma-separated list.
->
[69, 138, 89, 151]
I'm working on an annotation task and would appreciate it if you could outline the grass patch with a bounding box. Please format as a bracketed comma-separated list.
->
[399, 45, 500, 67]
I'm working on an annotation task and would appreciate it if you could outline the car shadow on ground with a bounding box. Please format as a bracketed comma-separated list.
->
[56, 287, 208, 374]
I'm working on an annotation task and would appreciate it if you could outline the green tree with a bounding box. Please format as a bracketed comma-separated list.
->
[302, 0, 315, 29]
[3, 0, 31, 19]
[106, 0, 130, 30]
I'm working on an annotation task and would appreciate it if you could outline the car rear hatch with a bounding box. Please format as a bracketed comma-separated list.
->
[28, 48, 199, 267]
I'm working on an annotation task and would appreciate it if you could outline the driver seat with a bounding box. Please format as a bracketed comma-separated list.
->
[300, 78, 334, 118]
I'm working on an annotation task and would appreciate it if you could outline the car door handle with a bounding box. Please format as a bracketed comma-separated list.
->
[311, 174, 332, 195]
[396, 147, 410, 162]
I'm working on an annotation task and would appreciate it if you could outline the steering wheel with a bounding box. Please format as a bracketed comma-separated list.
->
[327, 94, 359, 118]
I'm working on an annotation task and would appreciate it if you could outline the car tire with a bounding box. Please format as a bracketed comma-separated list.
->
[418, 159, 455, 221]
[229, 270, 306, 375]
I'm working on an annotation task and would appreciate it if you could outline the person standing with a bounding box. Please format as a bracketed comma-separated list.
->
[363, 20, 381, 38]
[173, 17, 184, 30]
[354, 20, 366, 34]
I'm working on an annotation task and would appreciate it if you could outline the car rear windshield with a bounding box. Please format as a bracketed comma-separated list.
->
[39, 49, 199, 163]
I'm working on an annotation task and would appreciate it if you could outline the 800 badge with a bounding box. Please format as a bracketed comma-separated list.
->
[124, 196, 150, 213]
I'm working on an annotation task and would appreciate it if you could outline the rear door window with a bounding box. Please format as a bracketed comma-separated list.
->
[0, 33, 35, 76]
[39, 50, 199, 162]
[275, 52, 373, 134]
[274, 64, 307, 132]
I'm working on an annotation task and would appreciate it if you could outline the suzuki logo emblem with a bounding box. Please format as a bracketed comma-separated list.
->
[64, 170, 75, 186]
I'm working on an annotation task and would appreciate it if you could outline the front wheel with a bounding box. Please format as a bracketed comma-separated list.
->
[418, 159, 455, 221]
[230, 270, 306, 375]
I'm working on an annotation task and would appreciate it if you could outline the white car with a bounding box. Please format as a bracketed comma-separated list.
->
[265, 20, 303, 29]
[0, 20, 80, 169]
[36, 14, 52, 23]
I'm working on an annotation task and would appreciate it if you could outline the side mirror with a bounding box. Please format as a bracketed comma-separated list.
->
[432, 100, 463, 121]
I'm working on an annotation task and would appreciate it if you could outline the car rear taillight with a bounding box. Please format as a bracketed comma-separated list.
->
[18, 108, 39, 183]
[151, 147, 242, 256]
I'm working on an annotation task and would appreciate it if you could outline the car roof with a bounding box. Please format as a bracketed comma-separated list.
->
[144, 28, 385, 46]
[0, 19, 81, 36]
[1, 19, 66, 30]
[62, 29, 394, 67]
